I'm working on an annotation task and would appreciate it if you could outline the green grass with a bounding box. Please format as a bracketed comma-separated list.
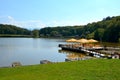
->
[0, 59, 120, 80]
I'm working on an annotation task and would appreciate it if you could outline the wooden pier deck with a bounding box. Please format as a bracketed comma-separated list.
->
[59, 44, 120, 59]
[59, 44, 106, 58]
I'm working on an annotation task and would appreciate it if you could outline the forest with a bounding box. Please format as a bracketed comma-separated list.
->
[0, 24, 31, 35]
[0, 16, 120, 42]
[39, 16, 120, 42]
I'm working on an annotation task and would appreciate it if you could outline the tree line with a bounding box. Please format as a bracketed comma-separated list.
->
[0, 24, 31, 35]
[39, 16, 120, 42]
[0, 24, 39, 37]
[0, 16, 120, 42]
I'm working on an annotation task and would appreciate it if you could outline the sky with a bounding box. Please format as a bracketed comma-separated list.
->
[0, 0, 120, 29]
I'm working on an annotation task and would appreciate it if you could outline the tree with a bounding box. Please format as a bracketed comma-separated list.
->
[94, 28, 104, 41]
[39, 15, 120, 42]
[0, 24, 31, 35]
[103, 16, 111, 21]
[103, 21, 120, 42]
[50, 31, 61, 37]
[32, 29, 39, 38]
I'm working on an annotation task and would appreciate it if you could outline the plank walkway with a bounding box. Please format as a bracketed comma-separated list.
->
[59, 44, 106, 58]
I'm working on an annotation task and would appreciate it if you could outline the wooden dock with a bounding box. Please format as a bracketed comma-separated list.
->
[59, 44, 106, 58]
[59, 44, 120, 59]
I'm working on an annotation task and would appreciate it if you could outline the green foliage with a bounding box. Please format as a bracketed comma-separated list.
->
[39, 16, 120, 42]
[32, 29, 39, 38]
[0, 16, 120, 42]
[0, 24, 31, 35]
[102, 18, 120, 42]
[50, 31, 61, 37]
[0, 59, 120, 80]
[87, 32, 94, 39]
[94, 28, 105, 41]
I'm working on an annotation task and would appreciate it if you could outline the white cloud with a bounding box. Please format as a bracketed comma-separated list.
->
[7, 16, 14, 21]
[0, 16, 88, 29]
[0, 16, 46, 30]
[0, 16, 84, 29]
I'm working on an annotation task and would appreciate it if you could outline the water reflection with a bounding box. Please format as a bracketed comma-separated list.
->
[0, 38, 119, 67]
[59, 49, 92, 61]
[0, 38, 67, 67]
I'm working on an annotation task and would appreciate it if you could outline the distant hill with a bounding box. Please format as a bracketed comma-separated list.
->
[0, 24, 31, 36]
[85, 16, 120, 42]
[0, 16, 120, 42]
[39, 16, 120, 42]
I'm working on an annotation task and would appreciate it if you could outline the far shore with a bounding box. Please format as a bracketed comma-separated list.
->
[0, 34, 32, 37]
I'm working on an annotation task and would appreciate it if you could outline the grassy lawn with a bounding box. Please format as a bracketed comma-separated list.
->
[0, 59, 120, 80]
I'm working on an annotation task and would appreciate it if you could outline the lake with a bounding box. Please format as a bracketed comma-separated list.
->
[0, 38, 62, 67]
[0, 38, 119, 67]
[0, 38, 87, 67]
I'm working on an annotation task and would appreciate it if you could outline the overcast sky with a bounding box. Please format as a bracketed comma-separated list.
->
[0, 0, 120, 29]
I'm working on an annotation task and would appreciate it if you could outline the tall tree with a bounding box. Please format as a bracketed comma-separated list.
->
[32, 29, 39, 38]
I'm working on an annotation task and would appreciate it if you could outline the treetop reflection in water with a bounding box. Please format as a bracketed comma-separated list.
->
[0, 38, 119, 67]
[59, 49, 93, 61]
[0, 38, 66, 67]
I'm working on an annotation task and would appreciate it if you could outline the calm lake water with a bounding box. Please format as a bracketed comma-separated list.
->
[0, 38, 66, 67]
[0, 38, 119, 67]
